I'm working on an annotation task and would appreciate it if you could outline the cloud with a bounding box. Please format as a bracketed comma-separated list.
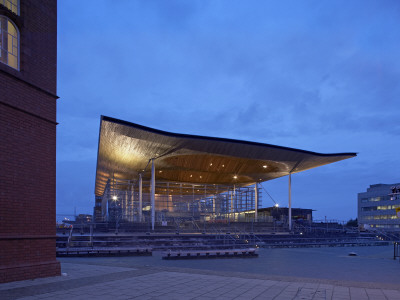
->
[56, 0, 400, 220]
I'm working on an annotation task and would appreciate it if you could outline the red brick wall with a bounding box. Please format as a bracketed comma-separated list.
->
[0, 0, 57, 94]
[0, 0, 60, 283]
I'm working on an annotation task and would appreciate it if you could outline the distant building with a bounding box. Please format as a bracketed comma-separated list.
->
[262, 207, 313, 223]
[358, 183, 400, 231]
[93, 196, 104, 222]
[75, 214, 93, 223]
[0, 1, 59, 282]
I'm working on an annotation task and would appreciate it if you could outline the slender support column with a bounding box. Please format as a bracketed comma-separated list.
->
[124, 190, 128, 221]
[233, 185, 236, 213]
[230, 189, 233, 215]
[289, 173, 292, 231]
[254, 183, 258, 222]
[204, 185, 207, 215]
[192, 185, 195, 216]
[139, 174, 143, 222]
[233, 185, 236, 221]
[215, 185, 219, 218]
[130, 183, 134, 222]
[212, 196, 216, 218]
[167, 182, 170, 212]
[151, 159, 155, 231]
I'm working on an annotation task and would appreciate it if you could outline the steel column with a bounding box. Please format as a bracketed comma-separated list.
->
[124, 190, 128, 221]
[254, 183, 258, 222]
[151, 159, 155, 231]
[289, 173, 292, 231]
[130, 183, 134, 222]
[139, 174, 142, 222]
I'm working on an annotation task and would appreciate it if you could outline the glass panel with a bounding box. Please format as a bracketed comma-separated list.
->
[7, 32, 12, 53]
[0, 16, 18, 69]
[5, 1, 12, 11]
[8, 52, 17, 69]
[3, 0, 18, 15]
[7, 20, 16, 37]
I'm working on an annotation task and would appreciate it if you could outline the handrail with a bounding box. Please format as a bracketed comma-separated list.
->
[369, 228, 400, 241]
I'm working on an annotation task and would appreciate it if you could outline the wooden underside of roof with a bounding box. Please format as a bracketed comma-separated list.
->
[95, 116, 356, 196]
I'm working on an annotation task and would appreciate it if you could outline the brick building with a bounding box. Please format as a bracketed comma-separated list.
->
[0, 0, 60, 282]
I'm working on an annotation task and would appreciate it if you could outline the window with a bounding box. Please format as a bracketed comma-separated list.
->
[369, 197, 381, 202]
[372, 214, 398, 220]
[0, 15, 19, 69]
[0, 0, 18, 15]
[361, 206, 377, 212]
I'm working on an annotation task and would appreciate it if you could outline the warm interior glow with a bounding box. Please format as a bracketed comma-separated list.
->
[0, 18, 19, 69]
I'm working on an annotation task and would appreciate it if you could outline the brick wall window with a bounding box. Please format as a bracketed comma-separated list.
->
[0, 15, 19, 70]
[0, 0, 19, 15]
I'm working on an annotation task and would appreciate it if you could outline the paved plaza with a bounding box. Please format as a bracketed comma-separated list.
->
[1, 260, 400, 300]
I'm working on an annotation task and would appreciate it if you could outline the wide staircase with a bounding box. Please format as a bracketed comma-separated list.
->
[56, 221, 391, 256]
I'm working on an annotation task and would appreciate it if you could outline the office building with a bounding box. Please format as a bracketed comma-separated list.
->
[358, 183, 400, 231]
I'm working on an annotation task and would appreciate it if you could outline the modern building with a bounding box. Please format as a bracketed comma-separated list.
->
[94, 116, 355, 230]
[358, 183, 400, 231]
[0, 1, 60, 282]
[260, 207, 313, 223]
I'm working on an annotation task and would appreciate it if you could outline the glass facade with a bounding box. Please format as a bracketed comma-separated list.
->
[101, 178, 261, 224]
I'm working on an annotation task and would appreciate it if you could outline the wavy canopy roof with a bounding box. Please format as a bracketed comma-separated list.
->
[95, 116, 356, 196]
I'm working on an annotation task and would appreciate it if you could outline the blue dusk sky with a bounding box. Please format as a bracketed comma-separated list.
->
[57, 0, 400, 221]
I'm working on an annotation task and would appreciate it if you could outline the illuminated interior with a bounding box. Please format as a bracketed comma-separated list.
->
[95, 116, 356, 223]
[0, 16, 19, 69]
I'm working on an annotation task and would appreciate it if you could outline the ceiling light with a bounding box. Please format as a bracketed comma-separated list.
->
[233, 175, 238, 179]
[263, 165, 267, 168]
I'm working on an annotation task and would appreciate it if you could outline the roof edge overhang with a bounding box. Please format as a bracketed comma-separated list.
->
[100, 115, 357, 158]
[94, 115, 357, 196]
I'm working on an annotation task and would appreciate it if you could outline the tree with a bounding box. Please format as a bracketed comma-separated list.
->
[346, 218, 358, 227]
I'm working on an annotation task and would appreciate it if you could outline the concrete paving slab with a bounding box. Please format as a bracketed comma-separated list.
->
[1, 260, 400, 300]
